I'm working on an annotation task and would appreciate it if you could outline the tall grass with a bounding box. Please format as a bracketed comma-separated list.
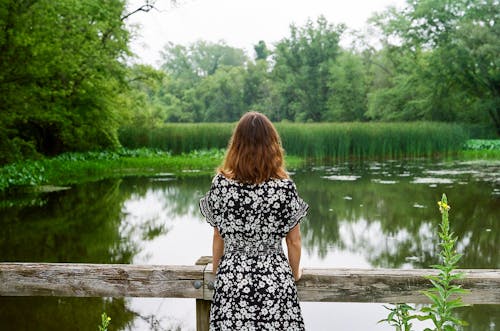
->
[119, 124, 232, 154]
[119, 122, 468, 160]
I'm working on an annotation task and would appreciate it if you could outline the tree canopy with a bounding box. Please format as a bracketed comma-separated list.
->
[0, 0, 130, 164]
[128, 2, 498, 135]
[368, 0, 499, 130]
[1, 0, 499, 164]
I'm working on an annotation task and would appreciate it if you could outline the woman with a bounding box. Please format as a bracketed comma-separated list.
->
[199, 111, 308, 330]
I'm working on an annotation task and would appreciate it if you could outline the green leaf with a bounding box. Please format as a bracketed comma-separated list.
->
[422, 291, 441, 305]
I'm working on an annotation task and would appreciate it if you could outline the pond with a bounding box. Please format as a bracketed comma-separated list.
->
[0, 159, 499, 331]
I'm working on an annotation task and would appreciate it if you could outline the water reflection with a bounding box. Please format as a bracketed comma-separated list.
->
[0, 178, 187, 331]
[292, 161, 499, 269]
[0, 160, 498, 330]
[0, 180, 132, 263]
[0, 297, 134, 331]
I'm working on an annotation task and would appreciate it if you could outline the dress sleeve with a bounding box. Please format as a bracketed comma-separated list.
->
[199, 175, 219, 227]
[284, 181, 309, 233]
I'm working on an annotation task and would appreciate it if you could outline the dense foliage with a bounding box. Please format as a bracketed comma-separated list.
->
[368, 0, 499, 129]
[1, 0, 498, 165]
[0, 0, 130, 164]
[127, 1, 499, 134]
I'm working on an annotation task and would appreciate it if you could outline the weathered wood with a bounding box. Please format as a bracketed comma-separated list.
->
[1, 263, 499, 304]
[203, 266, 500, 304]
[203, 263, 215, 301]
[0, 263, 204, 298]
[195, 257, 212, 331]
[296, 268, 500, 304]
[195, 256, 213, 266]
[196, 298, 211, 331]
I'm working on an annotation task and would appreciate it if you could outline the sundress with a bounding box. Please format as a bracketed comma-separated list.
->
[199, 173, 309, 331]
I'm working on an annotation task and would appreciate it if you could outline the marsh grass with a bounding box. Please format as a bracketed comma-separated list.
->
[120, 122, 467, 159]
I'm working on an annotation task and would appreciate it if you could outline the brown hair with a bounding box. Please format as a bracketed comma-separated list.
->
[219, 112, 288, 183]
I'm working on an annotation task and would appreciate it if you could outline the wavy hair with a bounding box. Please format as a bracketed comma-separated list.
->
[219, 112, 288, 183]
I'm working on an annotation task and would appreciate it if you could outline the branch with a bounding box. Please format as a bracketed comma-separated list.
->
[121, 1, 156, 21]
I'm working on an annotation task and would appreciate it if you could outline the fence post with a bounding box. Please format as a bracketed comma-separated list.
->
[195, 256, 213, 331]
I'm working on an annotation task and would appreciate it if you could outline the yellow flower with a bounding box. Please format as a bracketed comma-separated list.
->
[107, 317, 111, 321]
[437, 201, 450, 212]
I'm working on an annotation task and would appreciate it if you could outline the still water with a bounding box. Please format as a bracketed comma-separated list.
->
[0, 159, 498, 331]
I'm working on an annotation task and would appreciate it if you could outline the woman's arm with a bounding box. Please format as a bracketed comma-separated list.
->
[286, 224, 302, 281]
[212, 228, 224, 275]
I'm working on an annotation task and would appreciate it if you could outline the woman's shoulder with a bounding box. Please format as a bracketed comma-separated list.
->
[211, 173, 242, 189]
[209, 173, 224, 187]
[213, 172, 233, 185]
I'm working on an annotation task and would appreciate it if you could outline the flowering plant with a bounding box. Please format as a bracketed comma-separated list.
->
[418, 194, 468, 330]
[98, 312, 111, 331]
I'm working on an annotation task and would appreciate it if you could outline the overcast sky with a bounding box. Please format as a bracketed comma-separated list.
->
[125, 0, 406, 67]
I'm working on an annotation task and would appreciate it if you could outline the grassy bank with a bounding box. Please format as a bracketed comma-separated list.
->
[1, 138, 498, 193]
[0, 149, 304, 193]
[120, 122, 468, 159]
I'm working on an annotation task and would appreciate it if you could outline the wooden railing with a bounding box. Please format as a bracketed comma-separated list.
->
[1, 258, 499, 330]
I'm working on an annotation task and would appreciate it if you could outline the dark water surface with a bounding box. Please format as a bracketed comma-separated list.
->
[1, 160, 498, 330]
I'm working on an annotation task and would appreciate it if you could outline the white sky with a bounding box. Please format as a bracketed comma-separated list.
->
[125, 0, 406, 67]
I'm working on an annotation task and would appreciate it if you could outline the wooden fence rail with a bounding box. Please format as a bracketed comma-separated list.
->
[1, 259, 499, 330]
[1, 261, 499, 304]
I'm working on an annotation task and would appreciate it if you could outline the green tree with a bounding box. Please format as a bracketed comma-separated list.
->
[196, 66, 246, 122]
[365, 47, 440, 121]
[125, 64, 177, 126]
[327, 51, 368, 121]
[159, 40, 249, 122]
[370, 0, 500, 134]
[254, 40, 270, 60]
[243, 60, 281, 120]
[161, 40, 248, 79]
[160, 43, 199, 84]
[0, 0, 131, 164]
[273, 16, 345, 122]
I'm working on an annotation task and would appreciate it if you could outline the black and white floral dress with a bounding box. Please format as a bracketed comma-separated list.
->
[200, 173, 309, 331]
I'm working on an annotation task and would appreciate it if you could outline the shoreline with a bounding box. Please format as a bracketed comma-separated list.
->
[1, 146, 498, 194]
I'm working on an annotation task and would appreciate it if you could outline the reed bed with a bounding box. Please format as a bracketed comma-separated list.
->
[119, 122, 468, 160]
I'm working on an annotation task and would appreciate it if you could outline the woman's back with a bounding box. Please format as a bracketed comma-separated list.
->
[200, 173, 308, 330]
[200, 174, 307, 244]
[200, 111, 307, 330]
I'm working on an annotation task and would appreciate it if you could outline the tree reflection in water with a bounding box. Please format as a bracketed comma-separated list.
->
[0, 179, 173, 331]
[0, 160, 498, 330]
[292, 161, 499, 269]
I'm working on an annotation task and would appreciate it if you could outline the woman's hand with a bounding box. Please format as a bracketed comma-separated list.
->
[294, 268, 302, 282]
